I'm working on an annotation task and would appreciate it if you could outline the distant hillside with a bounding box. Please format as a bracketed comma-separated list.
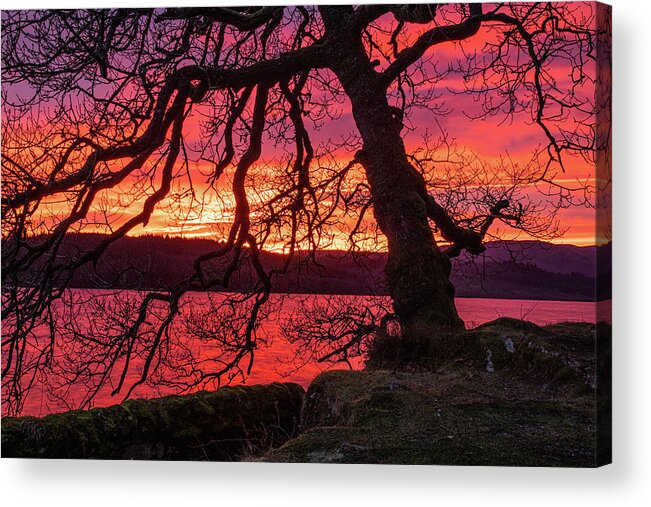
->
[5, 234, 611, 301]
[456, 240, 598, 278]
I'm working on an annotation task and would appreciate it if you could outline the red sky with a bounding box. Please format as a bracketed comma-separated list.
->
[11, 5, 601, 249]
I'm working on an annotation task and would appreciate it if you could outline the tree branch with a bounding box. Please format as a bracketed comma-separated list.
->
[382, 3, 483, 86]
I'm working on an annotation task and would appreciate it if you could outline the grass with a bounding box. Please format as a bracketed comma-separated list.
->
[263, 318, 610, 466]
[264, 369, 596, 466]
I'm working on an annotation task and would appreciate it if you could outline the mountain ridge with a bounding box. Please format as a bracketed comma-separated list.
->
[4, 234, 611, 302]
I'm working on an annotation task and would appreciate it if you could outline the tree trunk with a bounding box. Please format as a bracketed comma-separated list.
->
[330, 40, 465, 343]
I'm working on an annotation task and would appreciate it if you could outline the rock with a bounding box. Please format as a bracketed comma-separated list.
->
[264, 319, 611, 466]
[1, 382, 304, 460]
[264, 369, 599, 466]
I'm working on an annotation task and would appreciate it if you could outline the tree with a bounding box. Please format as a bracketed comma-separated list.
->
[1, 4, 598, 413]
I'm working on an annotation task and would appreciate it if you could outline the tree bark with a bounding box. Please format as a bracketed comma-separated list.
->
[328, 32, 465, 340]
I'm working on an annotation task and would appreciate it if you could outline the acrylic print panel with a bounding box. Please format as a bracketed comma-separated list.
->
[1, 2, 611, 466]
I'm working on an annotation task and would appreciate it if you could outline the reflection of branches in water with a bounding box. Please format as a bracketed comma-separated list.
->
[174, 291, 279, 388]
[281, 294, 394, 369]
[2, 289, 278, 414]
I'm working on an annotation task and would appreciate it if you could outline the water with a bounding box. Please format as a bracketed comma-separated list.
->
[3, 291, 608, 416]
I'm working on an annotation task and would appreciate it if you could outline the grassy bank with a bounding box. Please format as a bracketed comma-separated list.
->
[263, 319, 611, 466]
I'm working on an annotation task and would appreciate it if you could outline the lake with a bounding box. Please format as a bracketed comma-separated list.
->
[4, 291, 609, 417]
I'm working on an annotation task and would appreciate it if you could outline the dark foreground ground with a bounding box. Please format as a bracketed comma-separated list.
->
[264, 319, 611, 466]
[2, 319, 611, 466]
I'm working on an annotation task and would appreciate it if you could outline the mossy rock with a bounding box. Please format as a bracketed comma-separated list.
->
[2, 382, 304, 461]
[366, 317, 608, 398]
[263, 319, 609, 466]
[262, 318, 612, 467]
[264, 369, 599, 466]
[462, 318, 608, 396]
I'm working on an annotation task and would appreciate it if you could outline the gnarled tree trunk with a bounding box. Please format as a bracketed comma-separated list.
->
[328, 31, 464, 344]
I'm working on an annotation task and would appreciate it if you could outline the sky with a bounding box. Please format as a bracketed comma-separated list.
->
[138, 11, 599, 247]
[3, 4, 605, 249]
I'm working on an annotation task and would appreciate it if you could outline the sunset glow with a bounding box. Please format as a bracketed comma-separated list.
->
[4, 5, 601, 249]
